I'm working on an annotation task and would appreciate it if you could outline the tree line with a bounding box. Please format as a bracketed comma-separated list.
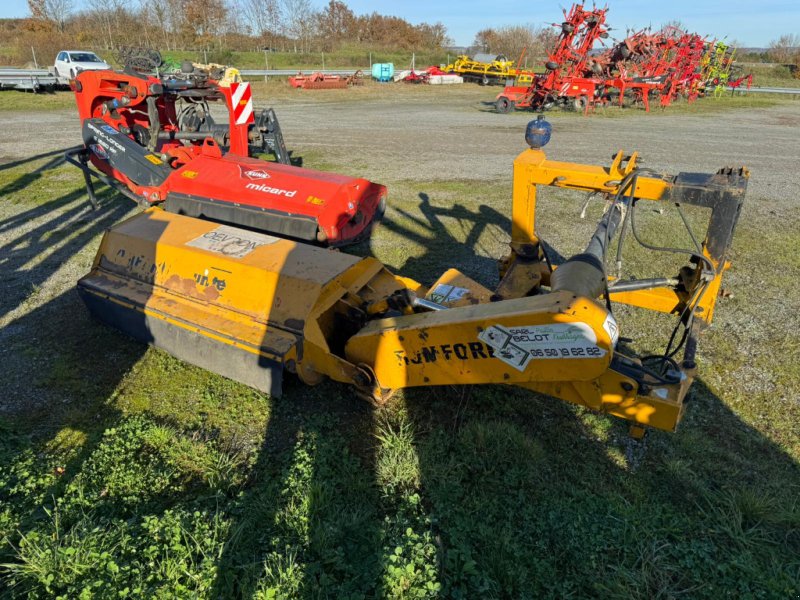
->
[8, 0, 450, 65]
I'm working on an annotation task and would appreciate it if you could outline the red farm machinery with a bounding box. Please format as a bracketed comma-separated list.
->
[288, 70, 365, 89]
[495, 3, 611, 113]
[66, 52, 386, 247]
[495, 3, 739, 114]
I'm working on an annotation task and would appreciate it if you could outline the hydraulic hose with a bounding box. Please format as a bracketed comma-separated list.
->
[550, 171, 636, 298]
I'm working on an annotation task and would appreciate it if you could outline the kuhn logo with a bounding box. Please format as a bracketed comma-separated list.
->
[245, 182, 297, 197]
[239, 166, 270, 180]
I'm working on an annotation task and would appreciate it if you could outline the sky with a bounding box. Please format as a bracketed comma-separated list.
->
[1, 0, 798, 47]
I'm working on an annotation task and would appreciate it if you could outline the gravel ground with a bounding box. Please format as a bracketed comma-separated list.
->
[1, 92, 799, 419]
[1, 94, 798, 200]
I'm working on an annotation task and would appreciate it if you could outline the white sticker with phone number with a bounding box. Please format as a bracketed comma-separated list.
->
[478, 323, 607, 372]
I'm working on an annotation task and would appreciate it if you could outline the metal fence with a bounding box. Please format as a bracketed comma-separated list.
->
[240, 69, 362, 77]
[0, 68, 58, 91]
[727, 86, 800, 95]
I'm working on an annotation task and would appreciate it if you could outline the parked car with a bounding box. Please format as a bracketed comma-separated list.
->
[53, 50, 111, 79]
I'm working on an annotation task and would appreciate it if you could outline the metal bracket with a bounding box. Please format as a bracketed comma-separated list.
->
[64, 146, 145, 209]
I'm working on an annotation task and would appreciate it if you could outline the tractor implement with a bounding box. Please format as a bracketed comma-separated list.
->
[494, 4, 726, 114]
[78, 117, 748, 435]
[68, 54, 386, 246]
[444, 53, 524, 86]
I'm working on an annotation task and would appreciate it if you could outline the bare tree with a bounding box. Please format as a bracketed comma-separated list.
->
[281, 0, 315, 52]
[317, 0, 354, 51]
[27, 0, 48, 21]
[474, 28, 498, 53]
[661, 19, 686, 34]
[27, 0, 72, 32]
[138, 0, 172, 50]
[768, 33, 800, 64]
[87, 0, 124, 49]
[164, 0, 188, 50]
[238, 0, 282, 49]
[48, 0, 72, 32]
[183, 0, 228, 47]
[474, 25, 554, 63]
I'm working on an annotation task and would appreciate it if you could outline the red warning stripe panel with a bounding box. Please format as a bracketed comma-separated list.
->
[231, 82, 254, 125]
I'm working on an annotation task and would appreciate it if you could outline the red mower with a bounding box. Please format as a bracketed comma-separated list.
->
[67, 52, 386, 246]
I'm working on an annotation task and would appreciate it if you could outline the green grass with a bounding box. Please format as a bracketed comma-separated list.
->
[0, 90, 76, 112]
[510, 90, 790, 119]
[0, 121, 799, 598]
[613, 92, 788, 116]
[160, 48, 450, 72]
[742, 63, 800, 88]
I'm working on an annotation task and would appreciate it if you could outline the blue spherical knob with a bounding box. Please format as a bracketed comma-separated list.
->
[525, 115, 551, 149]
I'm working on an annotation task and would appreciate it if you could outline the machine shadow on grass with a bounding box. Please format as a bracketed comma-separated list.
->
[0, 147, 73, 174]
[0, 148, 79, 236]
[210, 204, 391, 596]
[0, 148, 135, 324]
[0, 287, 147, 538]
[0, 192, 132, 320]
[367, 190, 564, 288]
[0, 180, 148, 569]
[210, 385, 386, 598]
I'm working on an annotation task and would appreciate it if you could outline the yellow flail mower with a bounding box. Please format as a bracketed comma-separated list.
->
[78, 117, 747, 435]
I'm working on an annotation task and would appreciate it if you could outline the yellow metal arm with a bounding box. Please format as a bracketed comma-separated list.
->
[503, 147, 748, 326]
[510, 149, 672, 252]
